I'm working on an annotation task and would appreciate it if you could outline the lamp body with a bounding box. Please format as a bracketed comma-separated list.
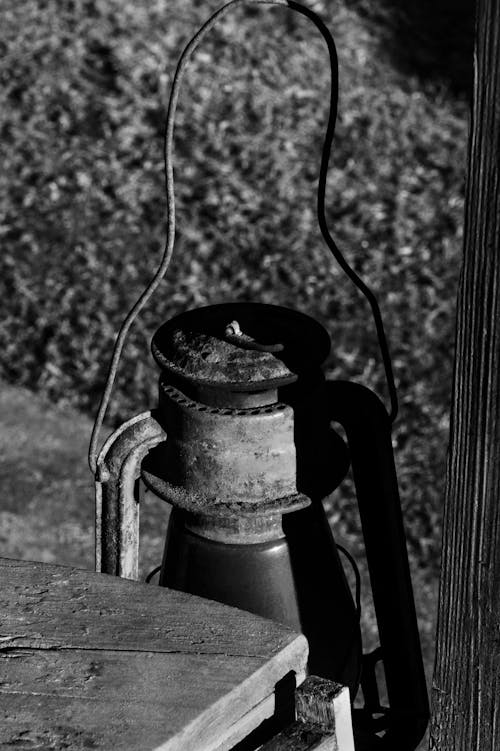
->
[139, 302, 361, 692]
[96, 301, 429, 746]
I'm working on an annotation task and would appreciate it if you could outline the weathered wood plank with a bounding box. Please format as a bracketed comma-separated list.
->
[0, 558, 308, 750]
[2, 649, 255, 751]
[429, 1, 500, 749]
[259, 720, 337, 750]
[0, 557, 302, 657]
[0, 647, 302, 751]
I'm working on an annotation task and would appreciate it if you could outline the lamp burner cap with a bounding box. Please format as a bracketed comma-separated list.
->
[151, 302, 330, 393]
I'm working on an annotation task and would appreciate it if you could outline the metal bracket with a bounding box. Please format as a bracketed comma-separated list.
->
[95, 411, 166, 580]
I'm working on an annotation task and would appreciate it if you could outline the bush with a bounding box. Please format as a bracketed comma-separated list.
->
[0, 0, 468, 572]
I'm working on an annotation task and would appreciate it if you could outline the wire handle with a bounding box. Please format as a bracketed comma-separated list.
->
[88, 0, 398, 475]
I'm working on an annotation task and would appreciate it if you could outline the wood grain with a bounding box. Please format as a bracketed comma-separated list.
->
[0, 558, 301, 657]
[429, 1, 500, 748]
[259, 720, 337, 750]
[0, 558, 308, 750]
[260, 676, 354, 751]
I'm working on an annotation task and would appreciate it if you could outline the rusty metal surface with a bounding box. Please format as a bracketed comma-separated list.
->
[155, 382, 298, 505]
[150, 381, 348, 506]
[182, 497, 310, 543]
[154, 327, 292, 386]
[151, 303, 331, 398]
[143, 476, 311, 543]
[95, 411, 166, 579]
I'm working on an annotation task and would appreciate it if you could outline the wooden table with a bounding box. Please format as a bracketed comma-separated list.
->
[0, 557, 309, 750]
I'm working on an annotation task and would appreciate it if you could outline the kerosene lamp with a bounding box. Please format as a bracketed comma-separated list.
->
[90, 1, 429, 747]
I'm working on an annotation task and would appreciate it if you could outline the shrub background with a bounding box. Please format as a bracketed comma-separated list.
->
[0, 0, 470, 578]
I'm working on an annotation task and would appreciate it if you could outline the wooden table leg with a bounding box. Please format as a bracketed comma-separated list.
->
[261, 676, 354, 751]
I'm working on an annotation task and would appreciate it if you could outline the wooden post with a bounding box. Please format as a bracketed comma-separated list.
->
[430, 1, 500, 749]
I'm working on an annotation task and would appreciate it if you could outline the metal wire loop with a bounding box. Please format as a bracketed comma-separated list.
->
[88, 0, 398, 475]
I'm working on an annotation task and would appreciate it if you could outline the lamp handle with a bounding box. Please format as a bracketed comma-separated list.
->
[95, 411, 166, 579]
[326, 380, 429, 749]
[89, 0, 397, 476]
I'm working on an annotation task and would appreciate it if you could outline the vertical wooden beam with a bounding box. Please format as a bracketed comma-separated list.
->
[430, 1, 500, 749]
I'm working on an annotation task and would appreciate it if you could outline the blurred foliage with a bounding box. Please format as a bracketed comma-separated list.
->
[0, 0, 468, 574]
